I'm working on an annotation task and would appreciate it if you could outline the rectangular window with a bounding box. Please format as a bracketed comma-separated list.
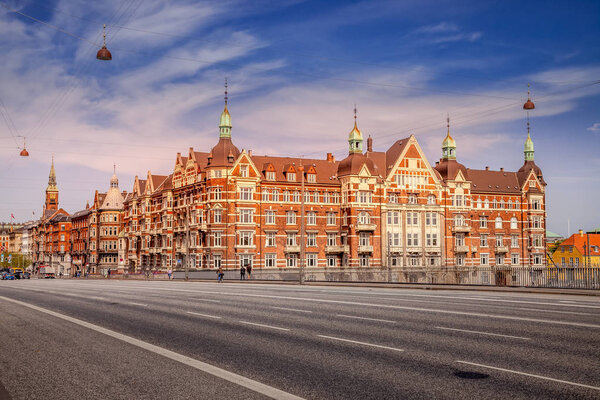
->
[286, 211, 296, 225]
[286, 233, 297, 246]
[239, 187, 253, 201]
[307, 174, 316, 183]
[213, 232, 222, 247]
[496, 235, 503, 247]
[213, 254, 222, 269]
[425, 212, 437, 226]
[307, 233, 317, 247]
[327, 212, 336, 225]
[266, 232, 276, 247]
[307, 212, 316, 225]
[327, 233, 336, 246]
[272, 189, 279, 202]
[287, 254, 297, 267]
[327, 256, 337, 267]
[511, 253, 519, 265]
[213, 209, 222, 223]
[480, 234, 488, 247]
[455, 233, 465, 246]
[426, 233, 437, 247]
[213, 187, 222, 200]
[287, 172, 296, 182]
[359, 191, 371, 203]
[359, 232, 370, 246]
[359, 255, 370, 267]
[511, 235, 518, 248]
[533, 254, 543, 265]
[266, 210, 275, 225]
[239, 209, 254, 224]
[480, 253, 489, 265]
[407, 233, 419, 247]
[238, 231, 253, 246]
[306, 253, 317, 267]
[240, 165, 248, 177]
[480, 216, 488, 228]
[266, 171, 275, 181]
[265, 253, 276, 267]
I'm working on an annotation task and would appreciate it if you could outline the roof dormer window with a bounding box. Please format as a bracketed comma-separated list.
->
[287, 172, 296, 182]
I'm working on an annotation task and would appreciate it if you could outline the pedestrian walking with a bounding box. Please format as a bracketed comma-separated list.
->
[246, 264, 252, 280]
[107, 269, 111, 279]
[217, 267, 224, 283]
[240, 265, 246, 280]
[167, 268, 172, 280]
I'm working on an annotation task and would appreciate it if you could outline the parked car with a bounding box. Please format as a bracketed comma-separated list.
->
[22, 272, 31, 279]
[2, 273, 15, 280]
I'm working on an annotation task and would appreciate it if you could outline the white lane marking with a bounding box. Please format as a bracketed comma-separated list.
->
[317, 335, 404, 352]
[129, 302, 148, 307]
[560, 300, 577, 303]
[186, 311, 222, 319]
[436, 326, 531, 340]
[456, 361, 600, 391]
[336, 314, 396, 324]
[188, 290, 600, 329]
[0, 296, 303, 400]
[272, 306, 313, 313]
[190, 298, 221, 303]
[517, 307, 594, 316]
[239, 321, 290, 331]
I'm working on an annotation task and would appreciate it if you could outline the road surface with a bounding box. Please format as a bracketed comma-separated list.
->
[1, 279, 599, 399]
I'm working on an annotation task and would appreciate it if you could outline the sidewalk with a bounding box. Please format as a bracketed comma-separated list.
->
[173, 277, 600, 297]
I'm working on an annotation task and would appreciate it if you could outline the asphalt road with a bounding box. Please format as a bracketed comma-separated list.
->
[1, 279, 599, 400]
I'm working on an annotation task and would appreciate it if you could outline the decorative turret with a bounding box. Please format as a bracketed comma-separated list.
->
[219, 78, 232, 138]
[348, 105, 363, 154]
[100, 164, 124, 210]
[442, 114, 456, 160]
[110, 163, 119, 188]
[524, 132, 534, 161]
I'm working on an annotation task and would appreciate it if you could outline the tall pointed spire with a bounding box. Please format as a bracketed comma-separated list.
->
[219, 77, 232, 138]
[47, 154, 57, 191]
[442, 113, 456, 160]
[523, 84, 535, 161]
[348, 104, 363, 154]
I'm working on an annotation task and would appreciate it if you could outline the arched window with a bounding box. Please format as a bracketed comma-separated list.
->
[484, 199, 489, 209]
[408, 194, 417, 205]
[500, 199, 505, 209]
[495, 217, 503, 229]
[358, 212, 370, 224]
[427, 194, 436, 205]
[454, 214, 465, 226]
[510, 217, 518, 229]
[477, 198, 482, 209]
[283, 191, 290, 202]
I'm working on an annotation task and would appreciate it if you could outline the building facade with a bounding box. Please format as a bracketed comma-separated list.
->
[117, 96, 547, 282]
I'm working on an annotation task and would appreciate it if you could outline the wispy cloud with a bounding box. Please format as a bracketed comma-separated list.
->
[588, 122, 600, 132]
[411, 21, 482, 44]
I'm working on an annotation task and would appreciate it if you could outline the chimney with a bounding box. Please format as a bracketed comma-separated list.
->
[248, 150, 252, 157]
[485, 166, 489, 171]
[367, 136, 373, 152]
[435, 161, 439, 166]
[327, 153, 334, 163]
[500, 167, 504, 172]
[579, 229, 584, 237]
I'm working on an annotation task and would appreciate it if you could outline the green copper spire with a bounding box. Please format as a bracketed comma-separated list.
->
[348, 105, 363, 154]
[524, 132, 534, 161]
[442, 114, 456, 160]
[219, 78, 232, 138]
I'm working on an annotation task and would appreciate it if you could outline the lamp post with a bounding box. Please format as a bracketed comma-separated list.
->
[299, 165, 305, 284]
[185, 205, 190, 281]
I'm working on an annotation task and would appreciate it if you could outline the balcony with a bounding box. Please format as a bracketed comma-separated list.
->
[358, 245, 374, 253]
[285, 244, 301, 253]
[495, 246, 509, 253]
[198, 223, 208, 231]
[471, 246, 478, 253]
[325, 245, 349, 253]
[356, 223, 377, 231]
[455, 245, 469, 253]
[425, 247, 440, 254]
[452, 225, 471, 233]
[389, 246, 403, 254]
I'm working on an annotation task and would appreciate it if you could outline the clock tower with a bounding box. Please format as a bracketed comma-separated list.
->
[44, 156, 59, 212]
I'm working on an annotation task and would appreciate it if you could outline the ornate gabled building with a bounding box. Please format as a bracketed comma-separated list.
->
[118, 87, 546, 284]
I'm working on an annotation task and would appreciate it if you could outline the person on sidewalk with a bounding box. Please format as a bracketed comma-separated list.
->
[240, 265, 246, 280]
[217, 267, 224, 283]
[167, 268, 172, 280]
[246, 264, 252, 280]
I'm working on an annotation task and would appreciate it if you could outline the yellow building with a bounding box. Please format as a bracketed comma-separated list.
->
[551, 230, 600, 268]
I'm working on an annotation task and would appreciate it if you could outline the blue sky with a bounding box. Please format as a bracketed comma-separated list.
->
[1, 0, 599, 236]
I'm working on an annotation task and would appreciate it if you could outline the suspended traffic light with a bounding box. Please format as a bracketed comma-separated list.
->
[96, 24, 112, 61]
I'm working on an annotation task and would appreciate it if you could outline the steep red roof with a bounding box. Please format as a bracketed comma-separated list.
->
[560, 233, 600, 256]
[467, 169, 521, 193]
[250, 155, 339, 184]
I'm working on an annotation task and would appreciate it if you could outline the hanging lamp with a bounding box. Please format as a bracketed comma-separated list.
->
[96, 24, 112, 61]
